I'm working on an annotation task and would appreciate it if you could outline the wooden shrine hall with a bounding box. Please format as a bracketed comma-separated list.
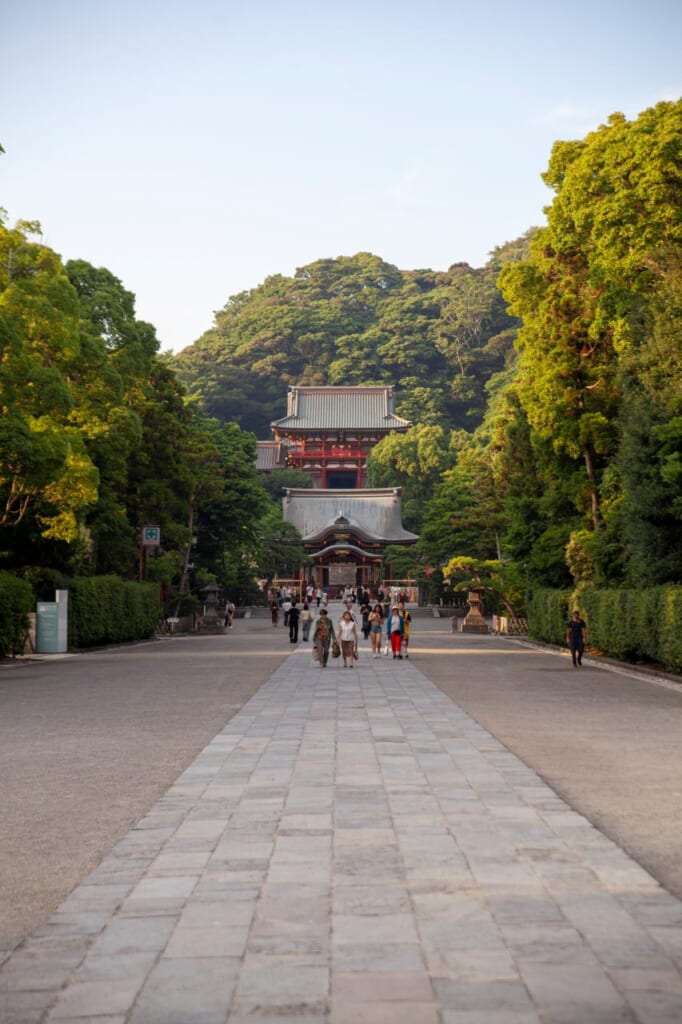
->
[268, 385, 411, 488]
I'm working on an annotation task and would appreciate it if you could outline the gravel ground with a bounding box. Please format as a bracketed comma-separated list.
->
[0, 616, 291, 956]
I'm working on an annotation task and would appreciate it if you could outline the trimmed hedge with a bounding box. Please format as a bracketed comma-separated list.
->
[526, 588, 571, 646]
[68, 576, 162, 649]
[528, 585, 682, 674]
[0, 572, 34, 657]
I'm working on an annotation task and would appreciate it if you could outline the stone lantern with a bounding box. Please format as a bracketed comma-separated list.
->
[199, 583, 224, 633]
[461, 591, 489, 634]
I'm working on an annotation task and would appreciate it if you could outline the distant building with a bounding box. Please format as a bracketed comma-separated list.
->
[259, 386, 417, 590]
[283, 487, 418, 591]
[271, 385, 411, 488]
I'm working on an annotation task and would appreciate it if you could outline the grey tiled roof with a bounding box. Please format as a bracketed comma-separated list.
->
[272, 387, 411, 432]
[283, 488, 419, 543]
[255, 442, 285, 470]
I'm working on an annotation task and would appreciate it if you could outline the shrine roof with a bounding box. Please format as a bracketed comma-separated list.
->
[271, 386, 411, 432]
[283, 488, 419, 544]
[255, 441, 285, 470]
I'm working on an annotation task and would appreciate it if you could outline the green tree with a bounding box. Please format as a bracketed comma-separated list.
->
[255, 510, 310, 588]
[0, 218, 99, 545]
[194, 420, 271, 596]
[367, 424, 453, 531]
[615, 260, 682, 583]
[418, 435, 504, 566]
[499, 100, 682, 583]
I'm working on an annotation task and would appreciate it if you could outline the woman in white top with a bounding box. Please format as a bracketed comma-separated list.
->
[337, 610, 359, 668]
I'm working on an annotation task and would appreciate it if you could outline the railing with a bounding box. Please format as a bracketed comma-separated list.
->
[492, 615, 528, 635]
[287, 447, 366, 460]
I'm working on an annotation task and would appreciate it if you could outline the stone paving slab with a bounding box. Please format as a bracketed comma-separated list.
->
[2, 642, 682, 1023]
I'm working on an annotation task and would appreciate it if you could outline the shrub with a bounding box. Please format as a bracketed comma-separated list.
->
[527, 588, 571, 645]
[529, 585, 682, 674]
[659, 587, 682, 673]
[0, 572, 34, 657]
[69, 576, 161, 648]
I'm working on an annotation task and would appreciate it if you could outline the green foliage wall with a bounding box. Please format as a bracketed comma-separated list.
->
[526, 588, 571, 646]
[0, 571, 34, 657]
[528, 585, 682, 674]
[579, 586, 682, 672]
[68, 576, 161, 648]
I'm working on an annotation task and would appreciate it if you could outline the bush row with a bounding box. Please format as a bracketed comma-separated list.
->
[526, 588, 571, 647]
[528, 585, 682, 674]
[69, 576, 162, 648]
[0, 571, 34, 657]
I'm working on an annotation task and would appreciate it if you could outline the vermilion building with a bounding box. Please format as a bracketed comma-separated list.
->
[257, 386, 418, 590]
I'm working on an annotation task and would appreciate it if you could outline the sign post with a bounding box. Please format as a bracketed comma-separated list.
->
[139, 525, 161, 580]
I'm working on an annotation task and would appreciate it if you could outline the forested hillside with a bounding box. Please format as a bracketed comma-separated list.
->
[172, 243, 528, 437]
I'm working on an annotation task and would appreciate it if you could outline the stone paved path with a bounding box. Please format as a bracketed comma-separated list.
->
[2, 640, 682, 1023]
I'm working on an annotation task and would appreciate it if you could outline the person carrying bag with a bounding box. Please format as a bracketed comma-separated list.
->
[313, 608, 333, 668]
[336, 610, 359, 668]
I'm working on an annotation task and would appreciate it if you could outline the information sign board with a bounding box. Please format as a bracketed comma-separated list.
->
[142, 525, 161, 547]
[36, 602, 59, 653]
[36, 590, 68, 653]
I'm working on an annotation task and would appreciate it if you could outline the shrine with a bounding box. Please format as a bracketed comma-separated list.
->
[283, 486, 418, 589]
[257, 386, 418, 589]
[265, 385, 411, 487]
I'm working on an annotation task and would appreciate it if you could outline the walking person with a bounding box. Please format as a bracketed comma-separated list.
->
[288, 601, 300, 644]
[270, 596, 279, 627]
[360, 600, 372, 641]
[282, 594, 292, 628]
[300, 602, 313, 642]
[368, 603, 384, 658]
[313, 608, 333, 668]
[566, 610, 587, 667]
[398, 601, 411, 658]
[386, 605, 404, 659]
[224, 599, 235, 629]
[337, 609, 359, 668]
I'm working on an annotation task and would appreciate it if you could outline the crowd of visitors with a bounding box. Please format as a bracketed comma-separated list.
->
[265, 583, 414, 668]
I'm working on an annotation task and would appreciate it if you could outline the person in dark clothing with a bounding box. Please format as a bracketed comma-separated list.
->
[288, 602, 300, 644]
[360, 602, 371, 640]
[566, 610, 587, 666]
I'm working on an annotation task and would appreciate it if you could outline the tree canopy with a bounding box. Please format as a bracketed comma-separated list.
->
[3, 99, 681, 611]
[172, 250, 523, 437]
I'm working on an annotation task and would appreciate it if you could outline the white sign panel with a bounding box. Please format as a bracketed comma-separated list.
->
[142, 525, 161, 547]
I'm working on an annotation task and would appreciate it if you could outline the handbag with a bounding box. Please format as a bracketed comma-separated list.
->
[332, 640, 341, 659]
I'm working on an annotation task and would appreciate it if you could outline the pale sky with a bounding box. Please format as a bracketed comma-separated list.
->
[2, 0, 680, 352]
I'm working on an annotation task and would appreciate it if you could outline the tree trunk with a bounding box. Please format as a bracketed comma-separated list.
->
[177, 502, 196, 605]
[583, 445, 601, 530]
